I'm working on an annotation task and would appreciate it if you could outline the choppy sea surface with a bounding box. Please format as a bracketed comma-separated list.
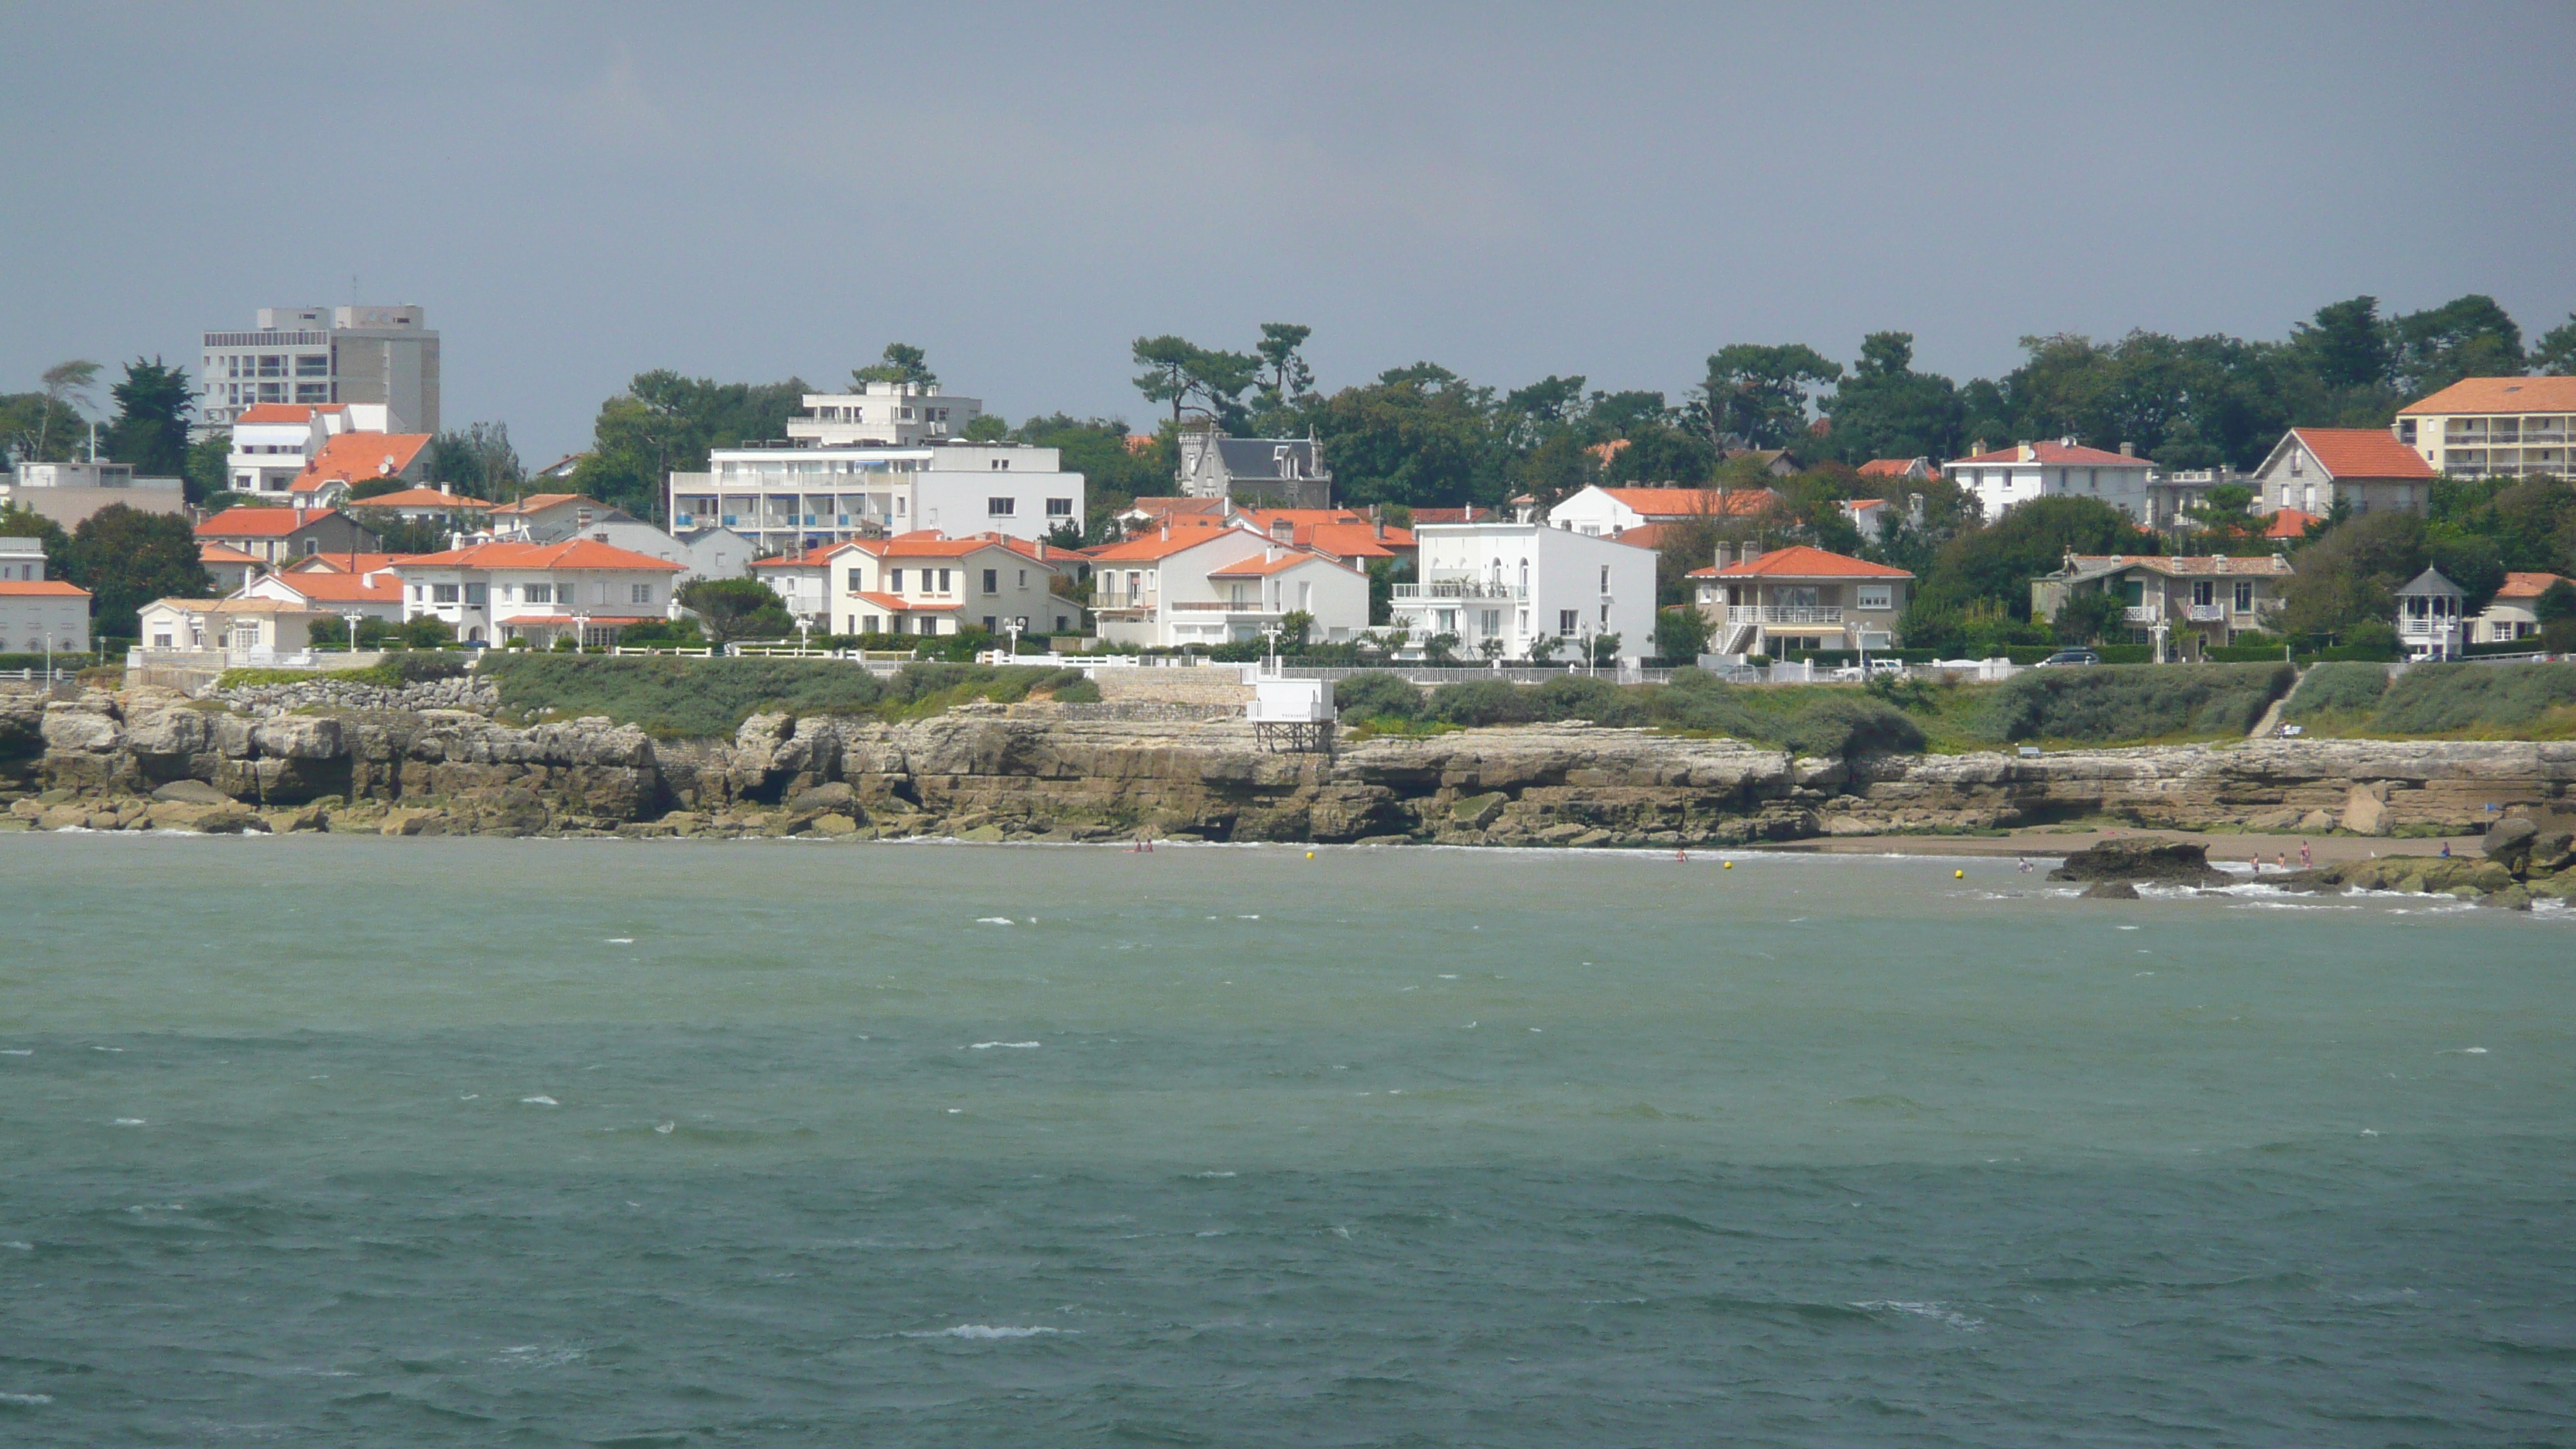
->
[2, 833, 2570, 1446]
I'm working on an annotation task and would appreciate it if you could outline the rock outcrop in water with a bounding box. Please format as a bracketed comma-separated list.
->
[2047, 839, 2231, 887]
[6, 682, 2575, 847]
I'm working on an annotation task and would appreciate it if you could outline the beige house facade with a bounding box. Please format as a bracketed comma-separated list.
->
[2030, 553, 2294, 656]
[2393, 376, 2576, 479]
[1687, 544, 1913, 656]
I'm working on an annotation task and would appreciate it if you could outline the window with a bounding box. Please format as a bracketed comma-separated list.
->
[464, 583, 488, 606]
[295, 354, 328, 377]
[988, 497, 1016, 516]
[259, 355, 284, 376]
[981, 569, 999, 594]
[889, 568, 903, 592]
[1558, 609, 1579, 633]
[431, 584, 460, 604]
[1856, 584, 1893, 611]
[295, 382, 328, 402]
[524, 583, 553, 605]
[2397, 418, 2417, 443]
[1046, 497, 1074, 517]
[1598, 566, 1609, 594]
[302, 539, 319, 556]
[1016, 569, 1027, 588]
[2194, 580, 2215, 607]
[152, 632, 172, 649]
[937, 569, 953, 591]
[988, 458, 1012, 471]
[2233, 581, 2254, 612]
[983, 616, 997, 632]
[2088, 468, 2099, 492]
[632, 584, 652, 605]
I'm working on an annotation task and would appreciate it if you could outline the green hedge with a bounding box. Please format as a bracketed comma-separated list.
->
[1975, 662, 2294, 742]
[2283, 662, 2393, 719]
[1349, 668, 1926, 757]
[478, 653, 1091, 737]
[0, 653, 108, 671]
[2369, 663, 2576, 733]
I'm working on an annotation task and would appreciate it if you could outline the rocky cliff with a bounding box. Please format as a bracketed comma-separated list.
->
[5, 683, 2573, 844]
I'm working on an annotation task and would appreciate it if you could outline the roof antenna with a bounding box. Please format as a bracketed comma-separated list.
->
[351, 272, 359, 305]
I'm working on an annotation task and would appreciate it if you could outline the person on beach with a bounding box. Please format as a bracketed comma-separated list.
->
[2276, 851, 2287, 869]
[2440, 840, 2452, 858]
[2299, 840, 2312, 868]
[2016, 857, 2033, 873]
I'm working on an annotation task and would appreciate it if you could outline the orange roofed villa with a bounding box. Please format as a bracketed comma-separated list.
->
[1687, 545, 1913, 657]
[2030, 553, 2296, 659]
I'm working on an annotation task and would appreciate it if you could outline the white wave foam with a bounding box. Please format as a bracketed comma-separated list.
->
[1852, 1299, 1985, 1331]
[969, 1041, 1040, 1050]
[0, 1049, 29, 1056]
[655, 1122, 675, 1133]
[605, 937, 635, 944]
[1189, 1170, 1236, 1178]
[0, 1392, 54, 1406]
[975, 916, 1015, 926]
[111, 1118, 146, 1126]
[519, 1094, 560, 1106]
[1, 1242, 29, 1251]
[904, 1324, 1064, 1340]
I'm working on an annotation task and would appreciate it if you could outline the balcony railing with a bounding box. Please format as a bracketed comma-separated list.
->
[2123, 605, 2162, 623]
[1728, 605, 1843, 625]
[1171, 601, 1281, 614]
[1393, 581, 1526, 600]
[2185, 603, 2227, 622]
[2399, 616, 2458, 637]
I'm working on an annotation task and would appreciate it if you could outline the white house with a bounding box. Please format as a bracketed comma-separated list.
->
[1086, 519, 1370, 649]
[485, 496, 748, 584]
[135, 597, 329, 661]
[0, 539, 89, 653]
[1943, 440, 2154, 522]
[1390, 521, 1656, 664]
[221, 402, 430, 504]
[390, 539, 684, 647]
[1546, 485, 1780, 540]
[0, 459, 187, 530]
[237, 563, 408, 624]
[784, 382, 981, 446]
[797, 532, 1081, 639]
[2468, 571, 2565, 646]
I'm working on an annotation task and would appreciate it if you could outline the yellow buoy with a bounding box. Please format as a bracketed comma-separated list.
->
[1722, 861, 1733, 869]
[1954, 868, 1965, 879]
[1305, 851, 1315, 859]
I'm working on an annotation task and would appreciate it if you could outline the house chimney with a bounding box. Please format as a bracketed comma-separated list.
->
[1160, 521, 1170, 541]
[2017, 441, 2035, 461]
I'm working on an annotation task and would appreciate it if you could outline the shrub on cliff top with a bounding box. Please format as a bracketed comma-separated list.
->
[2368, 662, 2576, 733]
[481, 654, 887, 737]
[1975, 662, 2294, 742]
[1426, 680, 1538, 727]
[2283, 662, 2394, 720]
[1334, 671, 1425, 722]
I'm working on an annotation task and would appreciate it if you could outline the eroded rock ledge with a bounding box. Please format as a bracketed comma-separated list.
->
[5, 684, 2572, 844]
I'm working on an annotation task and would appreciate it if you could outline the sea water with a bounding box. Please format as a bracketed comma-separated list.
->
[2, 833, 2569, 1445]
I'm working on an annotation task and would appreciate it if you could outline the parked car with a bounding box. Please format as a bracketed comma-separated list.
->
[2034, 648, 2101, 667]
[1829, 659, 1908, 682]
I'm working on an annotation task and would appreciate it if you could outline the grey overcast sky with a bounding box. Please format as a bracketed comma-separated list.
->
[5, 1, 2573, 464]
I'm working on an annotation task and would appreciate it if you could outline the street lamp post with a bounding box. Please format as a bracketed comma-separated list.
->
[797, 615, 813, 656]
[573, 611, 591, 653]
[343, 612, 363, 655]
[1006, 618, 1024, 660]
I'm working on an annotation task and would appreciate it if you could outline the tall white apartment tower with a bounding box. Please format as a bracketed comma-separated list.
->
[197, 305, 441, 437]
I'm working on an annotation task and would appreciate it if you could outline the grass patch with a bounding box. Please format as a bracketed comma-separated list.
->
[1971, 663, 2293, 743]
[480, 654, 1093, 737]
[2283, 662, 2393, 720]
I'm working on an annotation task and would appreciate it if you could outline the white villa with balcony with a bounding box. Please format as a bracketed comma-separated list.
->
[2030, 552, 2295, 658]
[1943, 440, 2156, 522]
[1389, 521, 1656, 663]
[1085, 519, 1369, 649]
[1687, 545, 1913, 657]
[390, 538, 684, 648]
[785, 382, 981, 447]
[669, 439, 1083, 557]
[752, 531, 1081, 639]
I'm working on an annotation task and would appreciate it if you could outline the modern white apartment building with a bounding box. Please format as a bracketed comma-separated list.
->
[670, 440, 1084, 555]
[1942, 440, 2155, 522]
[784, 382, 981, 446]
[197, 305, 440, 435]
[1389, 522, 1656, 665]
[2393, 376, 2576, 479]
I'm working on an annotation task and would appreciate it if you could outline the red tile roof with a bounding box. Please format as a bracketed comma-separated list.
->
[2262, 509, 2322, 539]
[235, 403, 345, 423]
[198, 506, 341, 537]
[750, 543, 851, 570]
[486, 493, 599, 517]
[1207, 550, 1355, 578]
[0, 580, 89, 598]
[291, 432, 432, 491]
[1597, 487, 1778, 519]
[2397, 376, 2576, 416]
[285, 553, 410, 574]
[343, 486, 495, 510]
[2288, 427, 2433, 480]
[2060, 553, 2295, 577]
[1686, 545, 1913, 580]
[392, 540, 684, 572]
[1948, 441, 2148, 467]
[255, 571, 402, 605]
[200, 543, 262, 565]
[2495, 571, 2567, 599]
[1088, 519, 1249, 562]
[1856, 458, 1927, 478]
[1407, 506, 1494, 524]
